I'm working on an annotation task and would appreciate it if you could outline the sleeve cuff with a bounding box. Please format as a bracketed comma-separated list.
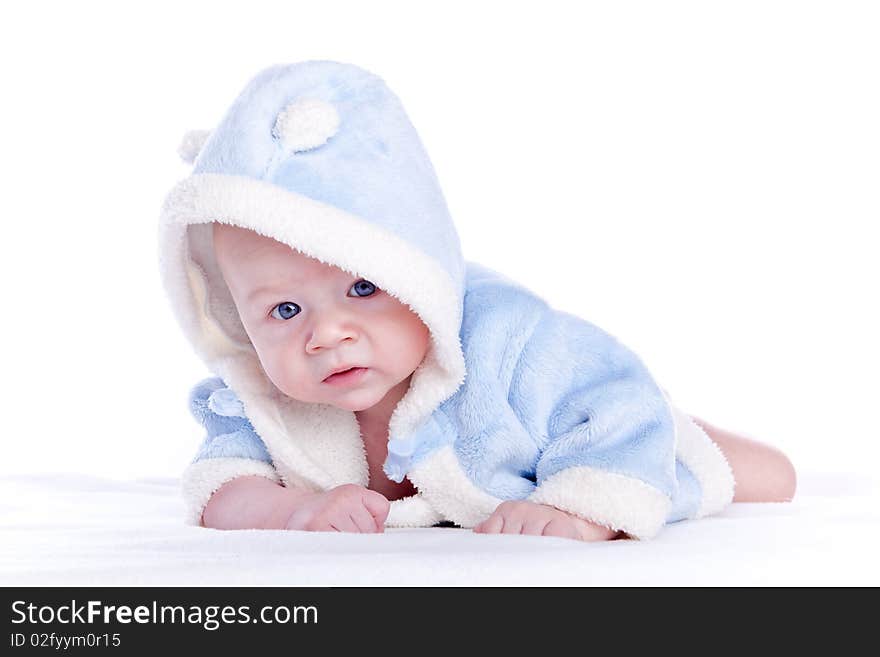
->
[669, 405, 736, 518]
[527, 466, 672, 540]
[181, 457, 281, 526]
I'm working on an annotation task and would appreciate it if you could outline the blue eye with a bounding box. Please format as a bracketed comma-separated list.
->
[270, 302, 300, 320]
[350, 279, 377, 297]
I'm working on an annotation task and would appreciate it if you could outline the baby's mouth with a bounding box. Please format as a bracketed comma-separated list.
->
[323, 367, 368, 384]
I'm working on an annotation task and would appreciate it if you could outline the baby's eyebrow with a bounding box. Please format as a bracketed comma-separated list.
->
[245, 272, 359, 302]
[246, 285, 287, 303]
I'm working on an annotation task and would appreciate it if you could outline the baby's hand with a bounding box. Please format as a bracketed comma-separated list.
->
[284, 484, 390, 533]
[473, 500, 622, 542]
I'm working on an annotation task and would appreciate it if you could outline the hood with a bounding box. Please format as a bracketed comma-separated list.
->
[159, 61, 467, 494]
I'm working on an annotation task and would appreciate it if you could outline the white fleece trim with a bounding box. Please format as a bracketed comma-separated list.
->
[669, 405, 736, 518]
[181, 458, 281, 527]
[385, 493, 444, 528]
[159, 173, 466, 497]
[407, 446, 503, 528]
[527, 467, 672, 540]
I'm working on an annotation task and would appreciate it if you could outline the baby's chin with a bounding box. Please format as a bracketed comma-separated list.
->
[271, 380, 387, 412]
[324, 387, 389, 412]
[330, 398, 379, 412]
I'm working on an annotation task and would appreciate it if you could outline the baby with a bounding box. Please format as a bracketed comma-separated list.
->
[159, 61, 796, 542]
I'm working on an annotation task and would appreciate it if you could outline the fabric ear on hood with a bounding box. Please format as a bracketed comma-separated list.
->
[158, 61, 467, 493]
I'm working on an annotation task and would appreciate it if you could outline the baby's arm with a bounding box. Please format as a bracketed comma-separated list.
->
[185, 378, 390, 532]
[203, 477, 391, 532]
[472, 416, 797, 542]
[202, 475, 308, 529]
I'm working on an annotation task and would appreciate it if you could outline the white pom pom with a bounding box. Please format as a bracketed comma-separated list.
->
[177, 129, 211, 164]
[273, 98, 340, 153]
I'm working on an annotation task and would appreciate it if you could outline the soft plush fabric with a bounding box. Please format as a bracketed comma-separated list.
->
[159, 61, 733, 540]
[2, 472, 876, 586]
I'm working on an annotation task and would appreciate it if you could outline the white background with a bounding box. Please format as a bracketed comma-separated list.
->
[1, 1, 877, 482]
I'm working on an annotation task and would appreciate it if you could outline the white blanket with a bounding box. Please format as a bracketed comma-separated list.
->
[2, 472, 878, 586]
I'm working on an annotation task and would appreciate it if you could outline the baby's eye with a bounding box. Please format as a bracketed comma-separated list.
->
[270, 302, 301, 320]
[349, 279, 378, 297]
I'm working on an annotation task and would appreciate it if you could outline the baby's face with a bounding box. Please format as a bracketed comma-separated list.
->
[212, 223, 431, 412]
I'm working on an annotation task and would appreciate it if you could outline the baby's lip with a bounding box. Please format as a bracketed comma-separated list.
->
[322, 365, 366, 382]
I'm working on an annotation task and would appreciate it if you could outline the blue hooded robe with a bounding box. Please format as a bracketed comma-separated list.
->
[159, 61, 734, 539]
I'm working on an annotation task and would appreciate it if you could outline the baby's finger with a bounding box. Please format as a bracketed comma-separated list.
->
[541, 518, 579, 540]
[349, 505, 378, 533]
[500, 512, 523, 535]
[572, 518, 619, 542]
[328, 513, 359, 533]
[521, 513, 553, 536]
[474, 513, 504, 534]
[361, 490, 391, 529]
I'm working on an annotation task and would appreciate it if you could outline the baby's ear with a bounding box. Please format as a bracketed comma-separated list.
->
[177, 129, 211, 165]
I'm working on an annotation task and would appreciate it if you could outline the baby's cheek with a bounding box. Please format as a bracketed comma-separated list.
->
[254, 348, 309, 400]
[269, 368, 312, 402]
[383, 319, 430, 370]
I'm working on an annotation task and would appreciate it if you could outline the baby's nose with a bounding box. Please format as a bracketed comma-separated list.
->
[306, 321, 358, 352]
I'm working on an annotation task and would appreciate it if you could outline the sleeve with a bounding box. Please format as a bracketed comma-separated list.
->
[510, 309, 680, 540]
[181, 376, 281, 526]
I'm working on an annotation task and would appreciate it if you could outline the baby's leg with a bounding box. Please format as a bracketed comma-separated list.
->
[690, 416, 797, 503]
